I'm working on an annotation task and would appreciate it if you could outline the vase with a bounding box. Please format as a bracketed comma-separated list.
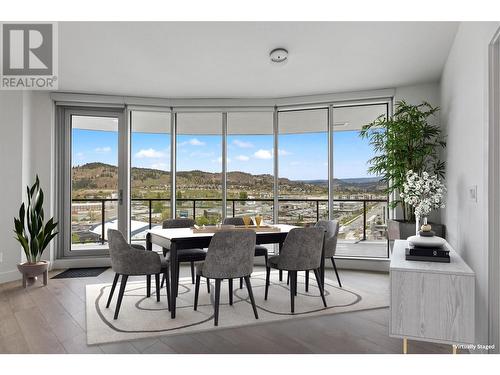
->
[17, 260, 49, 288]
[420, 216, 432, 232]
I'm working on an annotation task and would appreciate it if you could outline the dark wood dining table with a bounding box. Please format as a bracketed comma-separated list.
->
[146, 224, 325, 318]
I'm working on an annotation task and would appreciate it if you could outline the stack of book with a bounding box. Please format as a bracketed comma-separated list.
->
[405, 245, 450, 263]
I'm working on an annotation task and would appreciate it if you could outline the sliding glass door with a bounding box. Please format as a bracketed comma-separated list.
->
[66, 108, 126, 255]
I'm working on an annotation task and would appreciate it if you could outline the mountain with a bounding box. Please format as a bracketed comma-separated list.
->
[71, 162, 386, 193]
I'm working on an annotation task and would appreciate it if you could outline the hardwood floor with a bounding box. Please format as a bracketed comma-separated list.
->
[0, 266, 459, 354]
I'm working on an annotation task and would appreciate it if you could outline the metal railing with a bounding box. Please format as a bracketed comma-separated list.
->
[71, 197, 388, 244]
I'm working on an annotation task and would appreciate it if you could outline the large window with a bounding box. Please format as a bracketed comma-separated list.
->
[70, 114, 119, 251]
[226, 112, 274, 223]
[130, 111, 171, 242]
[176, 112, 223, 225]
[333, 104, 389, 257]
[278, 108, 329, 225]
[60, 97, 391, 260]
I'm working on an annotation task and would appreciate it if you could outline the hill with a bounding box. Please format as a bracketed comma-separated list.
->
[71, 162, 386, 195]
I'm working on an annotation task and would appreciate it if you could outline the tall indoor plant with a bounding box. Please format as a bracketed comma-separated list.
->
[360, 100, 446, 239]
[14, 175, 58, 286]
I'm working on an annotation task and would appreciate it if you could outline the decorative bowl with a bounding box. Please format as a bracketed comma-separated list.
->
[407, 235, 446, 248]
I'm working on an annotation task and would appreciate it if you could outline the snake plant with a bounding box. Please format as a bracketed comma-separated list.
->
[14, 176, 58, 263]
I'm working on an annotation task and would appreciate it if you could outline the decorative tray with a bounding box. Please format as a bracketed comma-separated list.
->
[191, 225, 280, 233]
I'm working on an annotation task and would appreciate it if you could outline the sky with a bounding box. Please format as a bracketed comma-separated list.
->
[72, 129, 378, 180]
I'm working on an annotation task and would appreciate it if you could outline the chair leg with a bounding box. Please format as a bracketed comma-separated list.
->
[290, 271, 296, 314]
[164, 268, 171, 311]
[175, 262, 180, 297]
[114, 275, 129, 320]
[106, 273, 119, 308]
[155, 273, 161, 302]
[146, 275, 151, 298]
[313, 268, 327, 308]
[244, 276, 259, 320]
[228, 278, 233, 306]
[160, 274, 165, 289]
[206, 278, 211, 293]
[331, 257, 342, 287]
[305, 270, 309, 292]
[194, 274, 201, 311]
[265, 266, 271, 300]
[287, 272, 290, 285]
[295, 272, 298, 296]
[190, 262, 195, 284]
[214, 279, 222, 326]
[239, 277, 243, 289]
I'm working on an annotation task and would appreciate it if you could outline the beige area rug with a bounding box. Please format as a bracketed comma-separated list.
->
[86, 271, 388, 345]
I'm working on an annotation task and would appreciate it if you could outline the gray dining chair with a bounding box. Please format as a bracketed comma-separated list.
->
[223, 217, 269, 289]
[106, 229, 170, 319]
[304, 220, 342, 290]
[194, 230, 258, 326]
[160, 218, 208, 291]
[265, 227, 327, 313]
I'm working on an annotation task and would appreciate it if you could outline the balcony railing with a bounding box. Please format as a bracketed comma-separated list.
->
[71, 197, 389, 247]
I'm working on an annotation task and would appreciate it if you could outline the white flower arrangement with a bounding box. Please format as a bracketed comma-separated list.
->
[400, 170, 446, 219]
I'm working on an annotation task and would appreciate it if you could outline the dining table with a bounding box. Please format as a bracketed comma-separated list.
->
[146, 224, 325, 318]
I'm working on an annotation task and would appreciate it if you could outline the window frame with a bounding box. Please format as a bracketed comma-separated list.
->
[55, 97, 393, 260]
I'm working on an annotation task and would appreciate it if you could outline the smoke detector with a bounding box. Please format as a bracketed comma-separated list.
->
[269, 48, 288, 63]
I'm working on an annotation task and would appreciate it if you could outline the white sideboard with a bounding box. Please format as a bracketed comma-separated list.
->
[390, 239, 475, 353]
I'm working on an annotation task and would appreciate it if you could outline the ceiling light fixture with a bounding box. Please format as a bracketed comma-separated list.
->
[269, 48, 288, 63]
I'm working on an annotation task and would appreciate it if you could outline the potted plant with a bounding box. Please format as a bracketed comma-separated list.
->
[14, 176, 58, 287]
[360, 100, 446, 240]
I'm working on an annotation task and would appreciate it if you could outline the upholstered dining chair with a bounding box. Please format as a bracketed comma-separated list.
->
[194, 230, 259, 326]
[160, 218, 208, 293]
[265, 227, 327, 313]
[223, 217, 269, 289]
[303, 220, 342, 289]
[106, 229, 170, 319]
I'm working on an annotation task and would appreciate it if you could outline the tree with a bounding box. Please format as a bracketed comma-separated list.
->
[196, 216, 210, 226]
[360, 100, 446, 222]
[161, 209, 171, 221]
[152, 201, 163, 214]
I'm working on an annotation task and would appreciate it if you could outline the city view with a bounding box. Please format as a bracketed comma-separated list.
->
[71, 162, 387, 244]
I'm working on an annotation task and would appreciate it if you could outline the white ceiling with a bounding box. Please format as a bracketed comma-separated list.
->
[58, 22, 459, 98]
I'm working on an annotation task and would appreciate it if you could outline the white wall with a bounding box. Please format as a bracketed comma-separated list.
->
[0, 91, 53, 283]
[440, 21, 500, 348]
[395, 82, 440, 107]
[0, 92, 25, 282]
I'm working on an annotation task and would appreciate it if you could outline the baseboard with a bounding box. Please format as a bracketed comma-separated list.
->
[50, 255, 389, 273]
[253, 255, 389, 272]
[335, 257, 390, 272]
[52, 257, 111, 270]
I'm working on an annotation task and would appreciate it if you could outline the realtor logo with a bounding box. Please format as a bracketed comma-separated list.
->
[1, 22, 58, 89]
